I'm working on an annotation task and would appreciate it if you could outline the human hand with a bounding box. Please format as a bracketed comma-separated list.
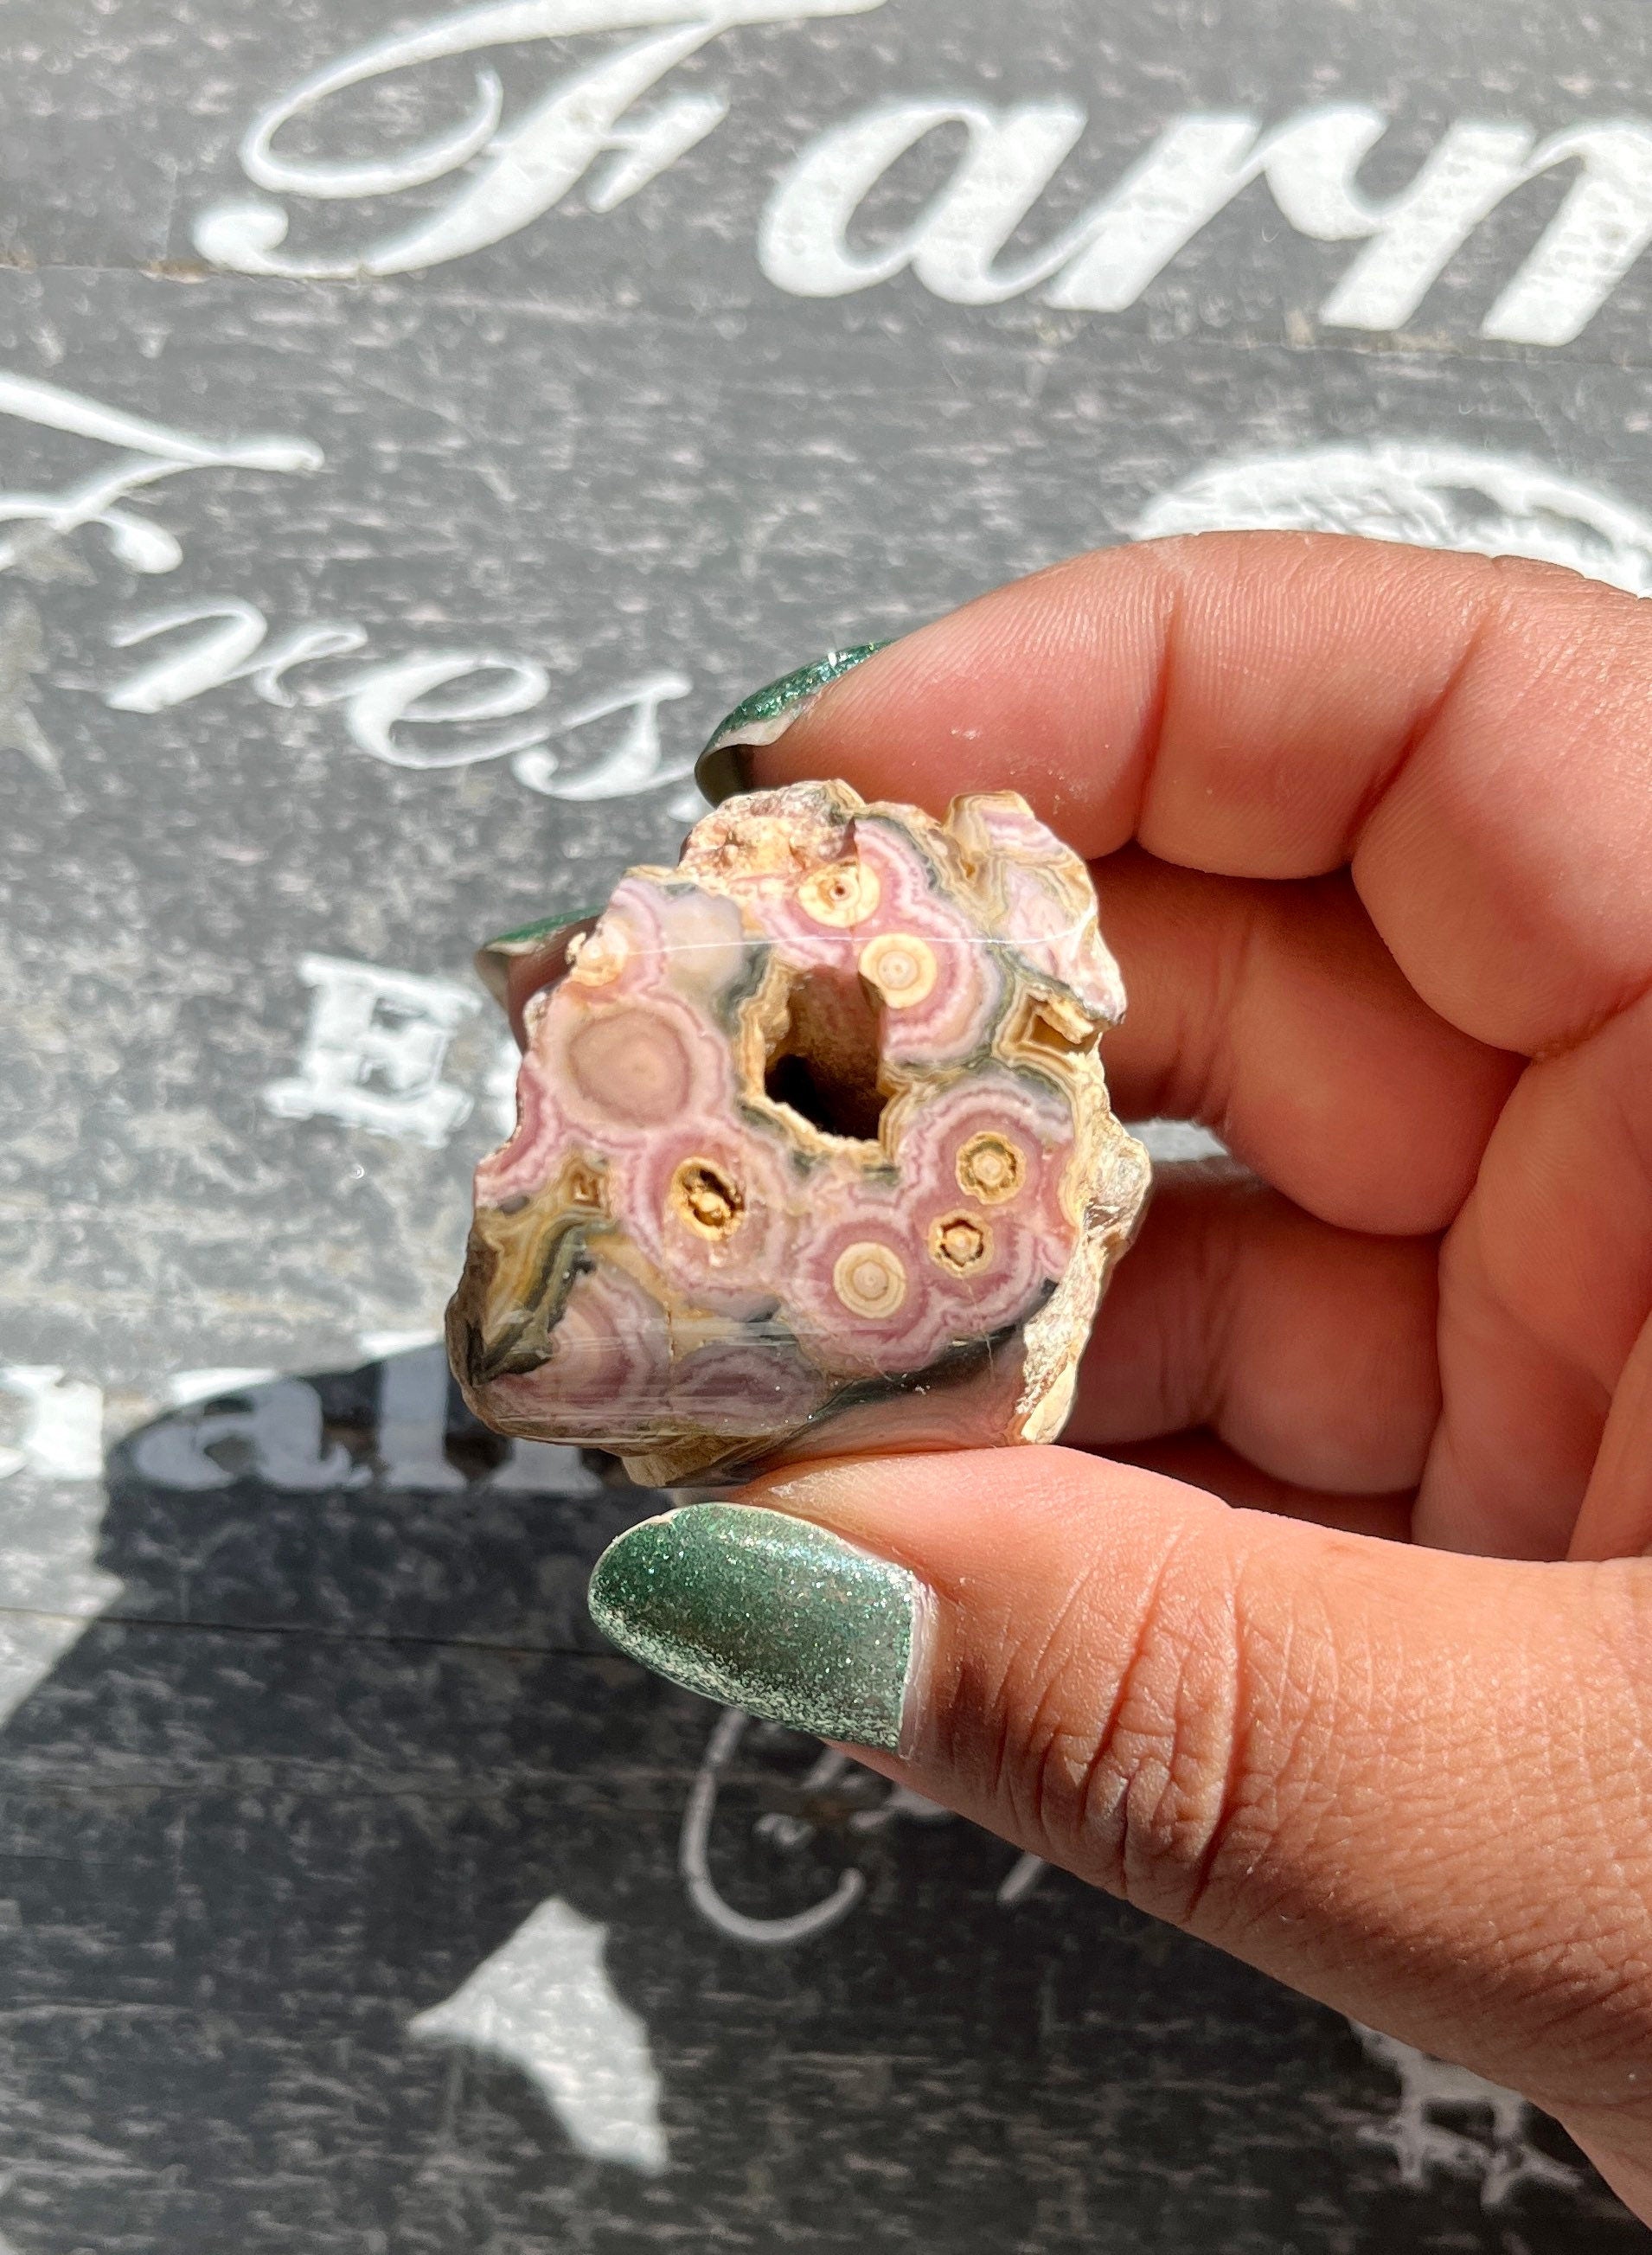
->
[590, 535, 1652, 2217]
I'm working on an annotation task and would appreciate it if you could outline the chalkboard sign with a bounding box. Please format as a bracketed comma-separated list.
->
[2, 0, 1648, 2244]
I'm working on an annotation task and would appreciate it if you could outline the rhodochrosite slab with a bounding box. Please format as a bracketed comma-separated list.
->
[448, 782, 1149, 1483]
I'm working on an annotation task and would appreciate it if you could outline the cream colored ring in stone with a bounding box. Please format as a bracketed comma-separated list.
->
[832, 1240, 908, 1318]
[858, 931, 937, 1007]
[928, 1212, 991, 1274]
[955, 1131, 1026, 1204]
[567, 922, 629, 986]
[798, 860, 881, 927]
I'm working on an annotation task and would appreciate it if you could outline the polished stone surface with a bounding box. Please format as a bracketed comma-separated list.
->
[451, 784, 1147, 1481]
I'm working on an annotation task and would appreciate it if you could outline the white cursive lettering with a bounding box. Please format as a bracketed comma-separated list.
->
[761, 98, 1652, 343]
[511, 669, 692, 798]
[105, 605, 701, 802]
[192, 3, 1652, 347]
[192, 0, 884, 279]
[0, 370, 322, 577]
[337, 650, 554, 767]
[105, 599, 367, 714]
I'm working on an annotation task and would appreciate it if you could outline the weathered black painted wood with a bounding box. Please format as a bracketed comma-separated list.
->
[3, 0, 1649, 2243]
[0, 1448, 1633, 2253]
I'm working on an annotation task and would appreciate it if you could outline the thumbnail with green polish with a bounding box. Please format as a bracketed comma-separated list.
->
[588, 1503, 917, 1751]
[707, 644, 889, 748]
[480, 907, 605, 955]
[475, 907, 604, 1009]
[694, 642, 890, 805]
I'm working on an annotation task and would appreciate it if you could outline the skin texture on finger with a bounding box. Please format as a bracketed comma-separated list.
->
[1420, 985, 1652, 1556]
[752, 535, 1652, 1054]
[1574, 1313, 1652, 1560]
[754, 1448, 1652, 2162]
[1110, 1432, 1414, 1544]
[734, 534, 1652, 1560]
[1070, 1163, 1439, 1496]
[1094, 851, 1520, 1235]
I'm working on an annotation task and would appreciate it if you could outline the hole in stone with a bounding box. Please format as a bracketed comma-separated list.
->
[765, 966, 887, 1142]
[1024, 1005, 1095, 1058]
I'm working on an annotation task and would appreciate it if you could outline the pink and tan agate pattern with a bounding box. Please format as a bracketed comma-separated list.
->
[448, 781, 1149, 1484]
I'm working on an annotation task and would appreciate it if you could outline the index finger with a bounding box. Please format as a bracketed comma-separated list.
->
[704, 534, 1652, 1054]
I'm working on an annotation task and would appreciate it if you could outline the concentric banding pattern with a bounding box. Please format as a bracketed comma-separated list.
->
[450, 779, 1145, 1479]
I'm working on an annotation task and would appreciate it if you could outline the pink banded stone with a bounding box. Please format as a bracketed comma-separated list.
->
[447, 780, 1149, 1483]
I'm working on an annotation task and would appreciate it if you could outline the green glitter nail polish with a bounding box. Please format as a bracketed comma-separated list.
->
[694, 644, 891, 805]
[481, 908, 606, 954]
[588, 1503, 918, 1750]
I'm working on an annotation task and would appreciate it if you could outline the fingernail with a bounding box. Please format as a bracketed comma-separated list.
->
[694, 644, 891, 806]
[588, 1502, 919, 1750]
[475, 908, 603, 1009]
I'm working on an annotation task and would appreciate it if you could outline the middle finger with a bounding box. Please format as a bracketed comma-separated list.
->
[1097, 849, 1521, 1235]
[1069, 1161, 1440, 1497]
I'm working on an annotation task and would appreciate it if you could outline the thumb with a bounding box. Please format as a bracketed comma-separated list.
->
[590, 1450, 1652, 2210]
